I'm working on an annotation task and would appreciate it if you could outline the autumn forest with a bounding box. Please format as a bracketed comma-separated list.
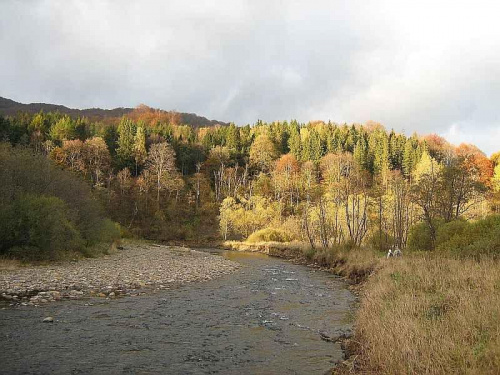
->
[1, 103, 499, 260]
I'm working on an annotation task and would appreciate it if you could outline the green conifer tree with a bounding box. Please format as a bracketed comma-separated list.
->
[226, 123, 241, 156]
[372, 131, 390, 182]
[133, 126, 147, 175]
[309, 129, 323, 161]
[288, 122, 301, 159]
[354, 137, 368, 170]
[116, 117, 137, 170]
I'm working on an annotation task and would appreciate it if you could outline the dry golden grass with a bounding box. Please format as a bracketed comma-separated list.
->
[329, 248, 381, 283]
[355, 255, 500, 375]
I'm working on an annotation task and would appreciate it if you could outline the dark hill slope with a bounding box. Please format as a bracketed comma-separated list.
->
[0, 97, 228, 127]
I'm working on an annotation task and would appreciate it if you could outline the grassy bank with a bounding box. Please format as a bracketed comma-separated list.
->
[353, 255, 500, 375]
[223, 240, 380, 283]
[223, 241, 500, 375]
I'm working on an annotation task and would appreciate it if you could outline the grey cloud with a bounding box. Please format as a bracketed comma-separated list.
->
[1, 0, 499, 154]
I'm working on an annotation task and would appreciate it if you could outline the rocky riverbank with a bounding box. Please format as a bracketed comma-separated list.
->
[0, 243, 239, 306]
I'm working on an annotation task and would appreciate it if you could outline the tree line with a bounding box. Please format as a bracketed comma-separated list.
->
[1, 105, 499, 255]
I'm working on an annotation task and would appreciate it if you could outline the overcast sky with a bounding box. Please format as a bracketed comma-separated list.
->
[1, 1, 499, 154]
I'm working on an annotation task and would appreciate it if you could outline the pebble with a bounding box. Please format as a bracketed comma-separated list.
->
[42, 317, 54, 323]
[0, 244, 239, 307]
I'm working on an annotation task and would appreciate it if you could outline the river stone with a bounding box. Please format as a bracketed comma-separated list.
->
[0, 244, 239, 307]
[42, 317, 54, 323]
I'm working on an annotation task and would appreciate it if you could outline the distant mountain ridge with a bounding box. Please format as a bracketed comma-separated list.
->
[0, 96, 229, 128]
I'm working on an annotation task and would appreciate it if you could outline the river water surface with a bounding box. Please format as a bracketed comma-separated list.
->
[0, 250, 355, 374]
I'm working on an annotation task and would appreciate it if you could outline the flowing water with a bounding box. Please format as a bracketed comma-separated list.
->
[0, 250, 355, 374]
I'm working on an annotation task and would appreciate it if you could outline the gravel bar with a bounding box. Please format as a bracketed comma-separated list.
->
[0, 243, 239, 306]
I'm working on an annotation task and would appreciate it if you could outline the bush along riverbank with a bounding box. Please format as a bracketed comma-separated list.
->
[223, 240, 500, 375]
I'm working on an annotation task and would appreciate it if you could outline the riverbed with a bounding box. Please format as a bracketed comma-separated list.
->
[0, 249, 355, 374]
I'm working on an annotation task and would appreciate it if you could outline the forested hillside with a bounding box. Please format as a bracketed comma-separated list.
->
[0, 97, 228, 128]
[1, 103, 499, 258]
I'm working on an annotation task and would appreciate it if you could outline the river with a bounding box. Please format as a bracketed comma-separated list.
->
[0, 249, 355, 374]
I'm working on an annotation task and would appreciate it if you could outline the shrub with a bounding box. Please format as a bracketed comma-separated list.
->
[461, 232, 500, 258]
[0, 194, 84, 260]
[0, 144, 121, 260]
[435, 219, 469, 244]
[96, 219, 121, 244]
[279, 216, 302, 242]
[408, 215, 500, 259]
[436, 216, 500, 259]
[247, 228, 292, 243]
[407, 221, 436, 251]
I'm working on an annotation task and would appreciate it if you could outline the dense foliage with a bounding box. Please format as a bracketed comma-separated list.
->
[0, 144, 120, 260]
[408, 216, 500, 258]
[0, 106, 498, 256]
